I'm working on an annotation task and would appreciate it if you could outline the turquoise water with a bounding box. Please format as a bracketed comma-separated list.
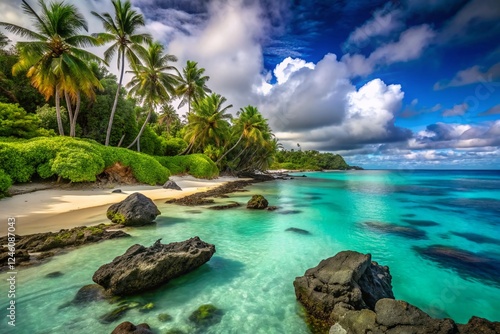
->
[1, 170, 500, 333]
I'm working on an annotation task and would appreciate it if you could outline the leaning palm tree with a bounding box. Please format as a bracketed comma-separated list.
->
[92, 0, 152, 146]
[126, 41, 179, 152]
[176, 60, 211, 115]
[0, 0, 103, 136]
[216, 105, 268, 165]
[182, 93, 232, 155]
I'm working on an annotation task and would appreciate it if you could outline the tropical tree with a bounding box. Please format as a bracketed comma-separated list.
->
[176, 60, 211, 114]
[157, 103, 180, 135]
[92, 0, 152, 146]
[0, 0, 102, 136]
[0, 31, 8, 48]
[182, 93, 232, 155]
[216, 105, 269, 165]
[126, 41, 179, 151]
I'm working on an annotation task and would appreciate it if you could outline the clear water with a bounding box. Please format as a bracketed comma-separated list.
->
[1, 170, 500, 333]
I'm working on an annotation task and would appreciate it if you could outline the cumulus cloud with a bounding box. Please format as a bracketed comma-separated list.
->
[442, 103, 469, 117]
[273, 57, 315, 85]
[434, 62, 500, 90]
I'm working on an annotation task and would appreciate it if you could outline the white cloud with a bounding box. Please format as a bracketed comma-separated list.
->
[273, 57, 315, 85]
[434, 62, 500, 90]
[442, 103, 469, 117]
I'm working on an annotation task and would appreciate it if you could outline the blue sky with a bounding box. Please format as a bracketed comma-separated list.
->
[1, 0, 499, 168]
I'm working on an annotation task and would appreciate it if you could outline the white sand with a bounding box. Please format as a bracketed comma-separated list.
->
[0, 176, 237, 236]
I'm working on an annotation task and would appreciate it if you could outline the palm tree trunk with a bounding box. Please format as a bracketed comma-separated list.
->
[105, 50, 125, 146]
[127, 110, 152, 152]
[55, 86, 64, 136]
[64, 91, 74, 136]
[177, 140, 194, 156]
[71, 91, 81, 137]
[216, 132, 244, 164]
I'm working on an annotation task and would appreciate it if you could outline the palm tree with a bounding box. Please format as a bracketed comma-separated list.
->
[0, 0, 103, 136]
[92, 0, 152, 146]
[126, 41, 178, 151]
[176, 60, 211, 114]
[158, 103, 179, 135]
[216, 105, 268, 165]
[182, 93, 232, 155]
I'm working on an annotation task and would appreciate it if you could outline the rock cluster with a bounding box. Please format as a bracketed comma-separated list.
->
[106, 193, 160, 226]
[92, 237, 215, 296]
[294, 250, 500, 334]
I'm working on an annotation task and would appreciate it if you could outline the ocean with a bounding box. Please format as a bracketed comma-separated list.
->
[1, 170, 500, 333]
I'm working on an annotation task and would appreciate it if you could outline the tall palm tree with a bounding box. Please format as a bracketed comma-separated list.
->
[158, 103, 179, 135]
[126, 41, 178, 151]
[92, 0, 152, 146]
[176, 60, 211, 114]
[216, 105, 268, 164]
[0, 0, 103, 136]
[182, 93, 232, 155]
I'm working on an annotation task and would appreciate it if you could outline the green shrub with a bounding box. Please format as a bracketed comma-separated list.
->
[0, 169, 12, 197]
[164, 137, 187, 156]
[156, 154, 219, 179]
[0, 143, 32, 182]
[0, 102, 47, 138]
[51, 148, 105, 182]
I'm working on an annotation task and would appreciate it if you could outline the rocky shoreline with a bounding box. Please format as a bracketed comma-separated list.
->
[294, 250, 500, 334]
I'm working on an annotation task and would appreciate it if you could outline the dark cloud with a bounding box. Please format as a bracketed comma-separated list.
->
[479, 104, 500, 116]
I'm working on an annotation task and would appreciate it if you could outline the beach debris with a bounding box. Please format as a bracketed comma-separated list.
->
[163, 180, 182, 191]
[111, 321, 153, 334]
[246, 194, 269, 209]
[208, 201, 240, 210]
[107, 193, 160, 226]
[92, 237, 215, 296]
[285, 227, 311, 235]
[188, 304, 223, 328]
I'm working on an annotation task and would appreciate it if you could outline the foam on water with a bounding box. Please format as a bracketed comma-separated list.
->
[1, 170, 499, 333]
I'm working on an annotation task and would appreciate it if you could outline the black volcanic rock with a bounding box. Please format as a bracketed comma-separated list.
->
[92, 237, 215, 296]
[107, 193, 160, 226]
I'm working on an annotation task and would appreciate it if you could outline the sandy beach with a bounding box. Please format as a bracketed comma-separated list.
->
[0, 176, 237, 236]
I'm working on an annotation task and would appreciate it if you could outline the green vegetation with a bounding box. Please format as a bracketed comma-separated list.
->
[156, 154, 219, 179]
[271, 150, 351, 171]
[0, 102, 52, 138]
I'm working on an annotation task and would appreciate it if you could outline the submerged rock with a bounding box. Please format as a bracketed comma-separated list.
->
[208, 201, 241, 210]
[279, 210, 302, 215]
[45, 271, 64, 278]
[111, 321, 153, 334]
[285, 227, 311, 235]
[188, 304, 223, 327]
[158, 313, 173, 322]
[267, 206, 278, 211]
[71, 284, 114, 305]
[362, 221, 428, 240]
[401, 219, 439, 227]
[92, 237, 216, 296]
[163, 180, 182, 191]
[247, 195, 269, 209]
[451, 232, 500, 246]
[107, 193, 161, 226]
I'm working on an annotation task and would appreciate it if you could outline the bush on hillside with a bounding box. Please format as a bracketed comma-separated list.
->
[156, 154, 219, 179]
[0, 102, 52, 138]
[0, 169, 12, 198]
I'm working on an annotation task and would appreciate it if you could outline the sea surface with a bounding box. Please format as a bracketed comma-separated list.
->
[1, 170, 500, 333]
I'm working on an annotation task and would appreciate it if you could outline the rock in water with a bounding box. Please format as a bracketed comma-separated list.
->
[92, 237, 215, 296]
[293, 251, 394, 322]
[107, 193, 161, 226]
[163, 180, 182, 191]
[111, 321, 153, 334]
[247, 195, 269, 209]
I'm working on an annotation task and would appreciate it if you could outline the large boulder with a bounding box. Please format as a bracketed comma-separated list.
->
[296, 251, 500, 334]
[92, 237, 215, 296]
[247, 195, 269, 209]
[106, 193, 160, 226]
[293, 250, 394, 322]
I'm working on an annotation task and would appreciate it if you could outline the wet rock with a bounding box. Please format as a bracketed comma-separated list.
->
[158, 313, 173, 322]
[111, 321, 153, 334]
[92, 237, 215, 296]
[457, 316, 500, 334]
[363, 221, 428, 240]
[139, 302, 154, 313]
[112, 189, 123, 193]
[163, 180, 182, 191]
[99, 304, 136, 324]
[208, 201, 241, 210]
[266, 206, 278, 211]
[413, 245, 500, 287]
[188, 304, 223, 327]
[293, 250, 394, 322]
[285, 227, 311, 235]
[71, 284, 113, 305]
[107, 193, 161, 226]
[247, 195, 269, 209]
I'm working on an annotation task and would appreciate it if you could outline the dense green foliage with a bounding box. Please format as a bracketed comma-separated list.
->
[156, 154, 219, 179]
[0, 102, 52, 138]
[271, 150, 350, 170]
[0, 168, 12, 198]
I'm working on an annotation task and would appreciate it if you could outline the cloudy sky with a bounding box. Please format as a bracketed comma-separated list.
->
[1, 0, 499, 169]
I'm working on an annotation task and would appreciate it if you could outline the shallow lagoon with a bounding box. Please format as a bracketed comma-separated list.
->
[1, 170, 500, 333]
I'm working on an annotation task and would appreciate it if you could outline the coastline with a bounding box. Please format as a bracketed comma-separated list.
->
[0, 175, 238, 236]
